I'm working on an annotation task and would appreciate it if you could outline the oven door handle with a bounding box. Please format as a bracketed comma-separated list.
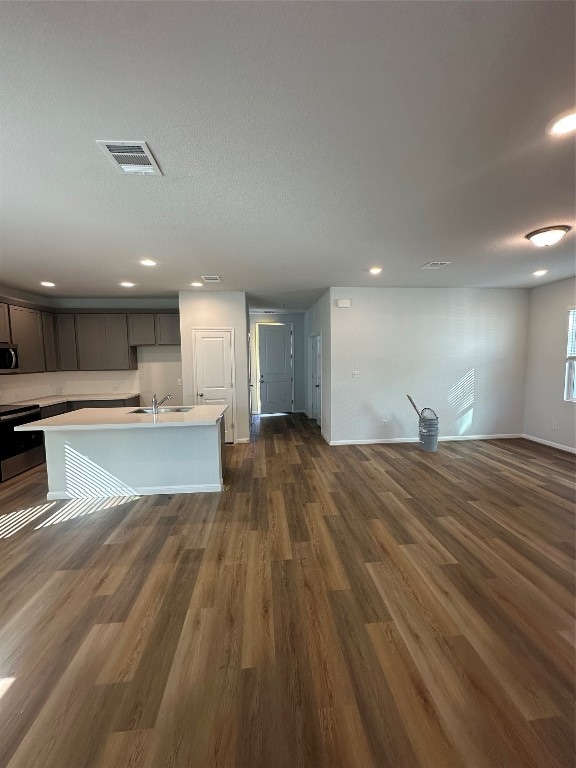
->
[9, 348, 17, 369]
[0, 409, 41, 422]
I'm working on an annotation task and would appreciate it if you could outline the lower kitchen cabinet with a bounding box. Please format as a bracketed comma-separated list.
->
[40, 402, 70, 420]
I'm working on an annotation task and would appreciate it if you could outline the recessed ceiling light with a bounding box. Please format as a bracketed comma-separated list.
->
[525, 226, 571, 247]
[140, 259, 157, 267]
[190, 282, 203, 288]
[533, 269, 548, 277]
[120, 281, 135, 287]
[40, 281, 55, 287]
[369, 267, 383, 275]
[547, 109, 576, 135]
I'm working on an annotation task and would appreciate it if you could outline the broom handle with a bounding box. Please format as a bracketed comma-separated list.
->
[407, 395, 421, 417]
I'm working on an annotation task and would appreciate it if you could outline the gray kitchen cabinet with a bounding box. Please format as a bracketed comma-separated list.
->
[0, 303, 10, 343]
[40, 402, 70, 419]
[42, 312, 59, 372]
[156, 313, 180, 345]
[76, 313, 134, 370]
[9, 306, 46, 373]
[124, 395, 140, 407]
[56, 314, 78, 370]
[69, 397, 137, 409]
[128, 314, 156, 346]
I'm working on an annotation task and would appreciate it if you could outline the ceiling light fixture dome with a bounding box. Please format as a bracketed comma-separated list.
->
[369, 266, 383, 275]
[120, 281, 135, 287]
[533, 269, 548, 277]
[40, 281, 55, 287]
[525, 226, 571, 247]
[547, 109, 576, 135]
[190, 282, 203, 287]
[140, 259, 157, 267]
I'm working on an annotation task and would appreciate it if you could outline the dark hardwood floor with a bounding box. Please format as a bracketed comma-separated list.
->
[0, 415, 574, 768]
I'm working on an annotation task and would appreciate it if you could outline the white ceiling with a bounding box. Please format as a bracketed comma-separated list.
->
[0, 1, 574, 310]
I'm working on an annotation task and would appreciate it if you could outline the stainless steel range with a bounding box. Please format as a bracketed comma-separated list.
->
[0, 404, 44, 481]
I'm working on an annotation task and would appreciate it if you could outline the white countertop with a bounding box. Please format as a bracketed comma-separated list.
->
[16, 404, 227, 431]
[12, 393, 140, 407]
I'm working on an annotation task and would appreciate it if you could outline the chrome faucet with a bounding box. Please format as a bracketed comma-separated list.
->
[151, 393, 172, 414]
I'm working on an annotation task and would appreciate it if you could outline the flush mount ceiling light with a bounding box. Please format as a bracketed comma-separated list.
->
[40, 281, 55, 287]
[533, 269, 549, 277]
[369, 266, 383, 275]
[190, 282, 203, 287]
[120, 281, 135, 288]
[547, 109, 576, 136]
[525, 226, 571, 247]
[140, 259, 157, 267]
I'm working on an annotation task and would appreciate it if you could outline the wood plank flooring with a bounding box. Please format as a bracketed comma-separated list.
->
[0, 415, 574, 768]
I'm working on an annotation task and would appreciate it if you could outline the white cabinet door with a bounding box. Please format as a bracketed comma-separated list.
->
[193, 329, 234, 443]
[258, 323, 293, 414]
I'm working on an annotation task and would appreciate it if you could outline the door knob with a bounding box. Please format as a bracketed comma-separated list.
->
[314, 384, 320, 388]
[198, 393, 204, 397]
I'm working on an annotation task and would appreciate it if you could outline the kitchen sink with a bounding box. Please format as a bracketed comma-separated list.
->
[130, 406, 193, 414]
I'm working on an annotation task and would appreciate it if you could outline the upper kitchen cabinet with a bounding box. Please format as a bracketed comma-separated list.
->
[156, 314, 180, 345]
[9, 306, 46, 373]
[128, 313, 156, 346]
[0, 303, 10, 343]
[127, 313, 181, 346]
[76, 313, 136, 370]
[42, 312, 59, 372]
[56, 314, 78, 370]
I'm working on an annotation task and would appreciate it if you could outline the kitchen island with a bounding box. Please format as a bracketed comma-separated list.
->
[16, 404, 227, 499]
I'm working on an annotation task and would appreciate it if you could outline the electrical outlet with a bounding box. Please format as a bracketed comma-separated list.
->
[352, 370, 360, 378]
[177, 378, 182, 386]
[382, 419, 388, 426]
[552, 422, 559, 431]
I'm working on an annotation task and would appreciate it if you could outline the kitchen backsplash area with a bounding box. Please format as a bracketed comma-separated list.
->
[0, 370, 140, 404]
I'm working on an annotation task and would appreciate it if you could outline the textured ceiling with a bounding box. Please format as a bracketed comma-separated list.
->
[0, 1, 574, 310]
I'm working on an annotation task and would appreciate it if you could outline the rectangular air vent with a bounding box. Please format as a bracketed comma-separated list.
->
[420, 261, 451, 270]
[201, 275, 222, 283]
[96, 140, 162, 175]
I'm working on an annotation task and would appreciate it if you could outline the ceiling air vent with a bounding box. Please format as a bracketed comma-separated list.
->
[96, 140, 162, 175]
[201, 275, 222, 283]
[420, 261, 451, 270]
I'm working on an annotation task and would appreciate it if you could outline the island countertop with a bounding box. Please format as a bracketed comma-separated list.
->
[15, 404, 227, 431]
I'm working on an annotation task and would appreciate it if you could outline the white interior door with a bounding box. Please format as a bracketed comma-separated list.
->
[193, 329, 235, 443]
[258, 323, 293, 414]
[310, 334, 321, 421]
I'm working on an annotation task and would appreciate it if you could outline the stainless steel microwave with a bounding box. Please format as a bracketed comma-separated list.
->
[0, 344, 19, 370]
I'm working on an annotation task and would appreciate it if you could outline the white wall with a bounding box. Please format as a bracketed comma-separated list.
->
[179, 291, 250, 442]
[136, 346, 183, 407]
[250, 312, 306, 412]
[0, 369, 139, 404]
[304, 290, 332, 442]
[523, 277, 576, 451]
[327, 287, 529, 444]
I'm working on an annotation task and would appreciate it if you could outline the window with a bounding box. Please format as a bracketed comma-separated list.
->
[565, 308, 576, 401]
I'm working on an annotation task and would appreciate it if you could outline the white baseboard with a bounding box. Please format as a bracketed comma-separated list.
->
[234, 438, 250, 444]
[329, 433, 522, 446]
[521, 434, 576, 454]
[47, 482, 223, 500]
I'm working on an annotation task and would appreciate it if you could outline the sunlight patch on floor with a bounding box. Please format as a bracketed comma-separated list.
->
[0, 502, 57, 539]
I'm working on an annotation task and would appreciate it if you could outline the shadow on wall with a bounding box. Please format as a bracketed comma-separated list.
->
[449, 369, 475, 435]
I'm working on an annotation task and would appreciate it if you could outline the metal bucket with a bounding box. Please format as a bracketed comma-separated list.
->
[419, 408, 439, 452]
